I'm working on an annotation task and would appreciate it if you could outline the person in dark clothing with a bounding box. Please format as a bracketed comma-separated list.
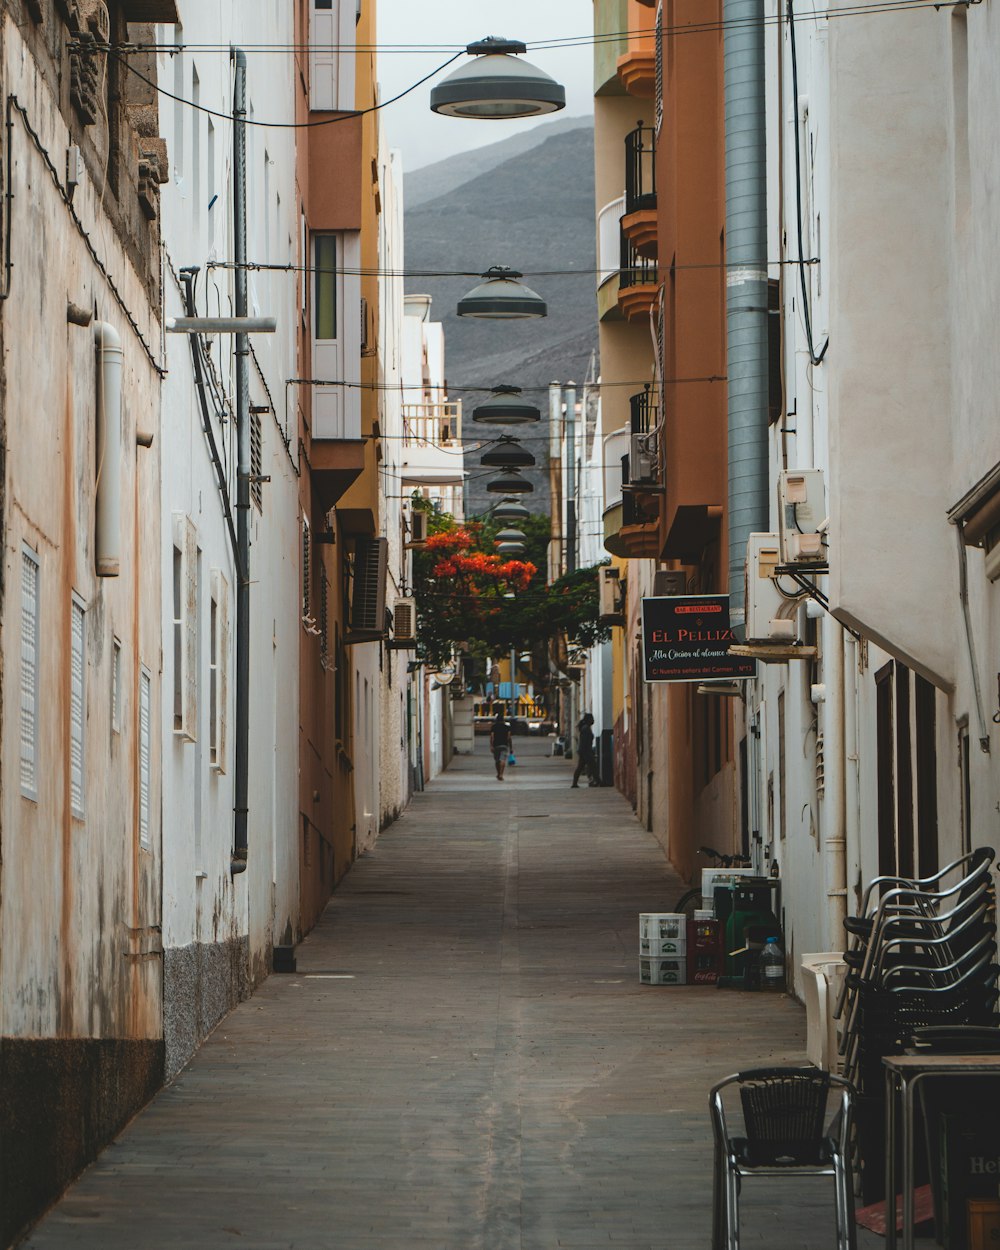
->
[572, 713, 598, 787]
[489, 710, 512, 780]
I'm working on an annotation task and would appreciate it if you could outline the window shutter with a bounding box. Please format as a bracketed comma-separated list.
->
[20, 548, 39, 798]
[172, 513, 198, 741]
[302, 516, 312, 619]
[139, 667, 151, 847]
[70, 597, 86, 818]
[349, 536, 388, 635]
[251, 409, 263, 511]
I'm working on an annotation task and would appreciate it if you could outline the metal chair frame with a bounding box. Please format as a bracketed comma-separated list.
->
[710, 1067, 857, 1250]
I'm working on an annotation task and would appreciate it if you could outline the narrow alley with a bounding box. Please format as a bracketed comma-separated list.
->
[24, 739, 877, 1250]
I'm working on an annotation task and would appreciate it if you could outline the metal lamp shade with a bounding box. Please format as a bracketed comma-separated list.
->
[497, 542, 526, 556]
[495, 528, 527, 543]
[457, 268, 546, 319]
[430, 39, 566, 119]
[471, 386, 541, 424]
[486, 469, 533, 494]
[480, 438, 536, 469]
[493, 497, 530, 522]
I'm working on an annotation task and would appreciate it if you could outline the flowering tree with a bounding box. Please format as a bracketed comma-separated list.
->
[412, 513, 609, 669]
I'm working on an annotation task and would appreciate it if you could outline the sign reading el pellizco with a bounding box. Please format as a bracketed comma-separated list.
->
[640, 595, 756, 683]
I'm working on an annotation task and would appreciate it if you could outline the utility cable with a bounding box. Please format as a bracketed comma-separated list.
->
[787, 0, 829, 366]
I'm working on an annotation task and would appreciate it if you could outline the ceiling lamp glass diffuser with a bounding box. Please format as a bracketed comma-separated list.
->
[472, 386, 541, 424]
[495, 527, 527, 543]
[486, 469, 533, 494]
[497, 541, 526, 556]
[457, 268, 546, 319]
[480, 437, 536, 469]
[493, 497, 530, 521]
[430, 37, 566, 120]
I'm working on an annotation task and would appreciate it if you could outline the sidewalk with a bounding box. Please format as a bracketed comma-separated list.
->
[24, 739, 878, 1249]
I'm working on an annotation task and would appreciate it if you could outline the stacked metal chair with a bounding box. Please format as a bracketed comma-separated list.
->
[833, 848, 997, 1200]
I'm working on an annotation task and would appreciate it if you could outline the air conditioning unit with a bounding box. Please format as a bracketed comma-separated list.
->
[745, 533, 801, 644]
[347, 536, 388, 641]
[778, 469, 827, 564]
[629, 433, 655, 484]
[407, 510, 428, 547]
[393, 597, 417, 644]
[598, 566, 624, 624]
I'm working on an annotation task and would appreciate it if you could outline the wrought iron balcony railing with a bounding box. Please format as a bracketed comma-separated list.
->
[624, 125, 656, 215]
[629, 386, 658, 436]
[619, 228, 658, 291]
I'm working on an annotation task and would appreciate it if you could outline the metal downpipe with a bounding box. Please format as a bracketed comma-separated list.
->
[724, 0, 769, 632]
[232, 48, 250, 875]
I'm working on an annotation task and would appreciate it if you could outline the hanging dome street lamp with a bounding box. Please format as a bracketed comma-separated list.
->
[457, 268, 546, 319]
[497, 542, 526, 557]
[430, 37, 566, 120]
[493, 496, 531, 522]
[480, 437, 536, 469]
[486, 468, 533, 494]
[472, 386, 541, 425]
[495, 527, 527, 544]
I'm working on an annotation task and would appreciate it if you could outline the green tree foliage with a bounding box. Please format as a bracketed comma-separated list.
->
[412, 505, 610, 667]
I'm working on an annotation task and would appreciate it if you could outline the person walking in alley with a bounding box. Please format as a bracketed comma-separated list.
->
[572, 713, 599, 788]
[490, 709, 512, 781]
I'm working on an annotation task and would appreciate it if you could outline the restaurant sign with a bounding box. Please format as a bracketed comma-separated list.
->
[640, 595, 756, 683]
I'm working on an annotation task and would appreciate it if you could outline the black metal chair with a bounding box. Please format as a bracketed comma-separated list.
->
[710, 1067, 856, 1250]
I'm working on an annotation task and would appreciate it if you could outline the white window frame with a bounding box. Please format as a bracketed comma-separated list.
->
[311, 230, 361, 439]
[172, 512, 198, 741]
[20, 544, 40, 800]
[70, 594, 86, 819]
[209, 569, 229, 773]
[309, 0, 356, 113]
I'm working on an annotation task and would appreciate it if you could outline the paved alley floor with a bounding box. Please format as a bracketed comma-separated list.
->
[24, 739, 880, 1250]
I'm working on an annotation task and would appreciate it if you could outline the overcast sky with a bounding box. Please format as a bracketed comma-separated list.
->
[375, 1, 594, 173]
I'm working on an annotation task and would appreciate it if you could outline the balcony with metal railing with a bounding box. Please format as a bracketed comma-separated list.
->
[597, 194, 626, 321]
[619, 388, 662, 557]
[618, 227, 659, 323]
[622, 125, 657, 259]
[400, 400, 466, 489]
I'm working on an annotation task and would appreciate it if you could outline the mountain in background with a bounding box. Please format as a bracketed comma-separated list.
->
[404, 121, 598, 517]
[404, 115, 593, 210]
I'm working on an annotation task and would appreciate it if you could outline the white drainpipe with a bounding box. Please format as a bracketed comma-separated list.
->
[824, 618, 848, 945]
[94, 320, 122, 577]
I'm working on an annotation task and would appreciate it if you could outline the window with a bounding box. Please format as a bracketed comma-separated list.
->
[70, 596, 86, 818]
[310, 0, 354, 111]
[172, 513, 198, 740]
[111, 637, 122, 734]
[139, 666, 152, 848]
[314, 234, 337, 341]
[20, 546, 40, 799]
[209, 570, 229, 772]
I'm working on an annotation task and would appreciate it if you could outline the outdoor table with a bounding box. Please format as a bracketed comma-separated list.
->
[883, 1053, 1000, 1250]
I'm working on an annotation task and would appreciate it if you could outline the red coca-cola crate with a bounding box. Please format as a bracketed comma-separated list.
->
[687, 918, 725, 985]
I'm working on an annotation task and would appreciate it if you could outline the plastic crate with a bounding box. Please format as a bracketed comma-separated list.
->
[639, 913, 685, 942]
[639, 957, 687, 985]
[640, 934, 687, 957]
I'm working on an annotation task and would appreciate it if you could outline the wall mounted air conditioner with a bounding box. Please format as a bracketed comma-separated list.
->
[393, 597, 417, 644]
[598, 566, 624, 624]
[629, 433, 655, 484]
[745, 533, 801, 644]
[407, 510, 428, 547]
[778, 469, 827, 564]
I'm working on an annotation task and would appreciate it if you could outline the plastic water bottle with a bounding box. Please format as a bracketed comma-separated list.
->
[760, 936, 785, 991]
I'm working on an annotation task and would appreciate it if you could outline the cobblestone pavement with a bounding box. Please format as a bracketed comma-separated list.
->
[24, 739, 881, 1249]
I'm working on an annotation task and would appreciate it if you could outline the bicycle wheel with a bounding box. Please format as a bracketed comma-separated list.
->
[674, 887, 705, 919]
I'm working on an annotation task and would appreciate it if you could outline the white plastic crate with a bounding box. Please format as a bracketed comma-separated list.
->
[701, 868, 756, 908]
[639, 956, 687, 986]
[639, 913, 685, 942]
[639, 934, 687, 957]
